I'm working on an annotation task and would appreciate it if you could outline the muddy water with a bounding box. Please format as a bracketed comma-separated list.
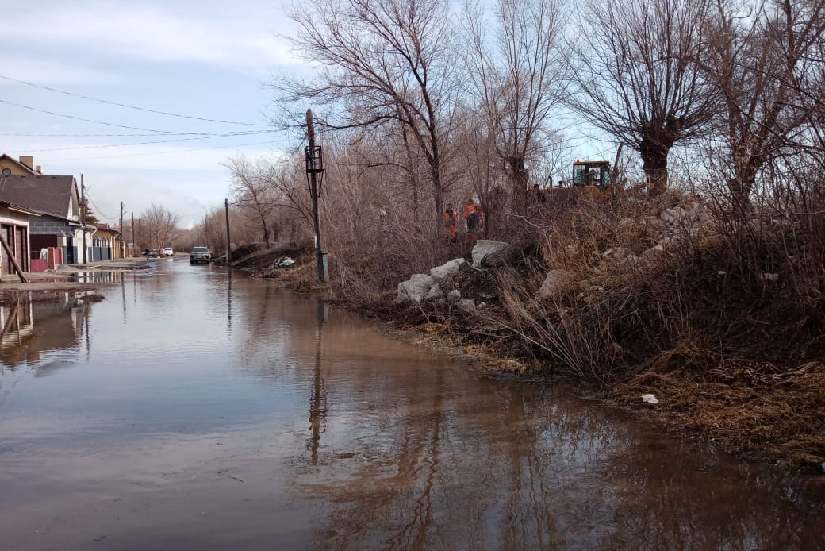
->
[0, 260, 822, 550]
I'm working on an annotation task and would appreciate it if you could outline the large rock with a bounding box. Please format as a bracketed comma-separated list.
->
[424, 283, 443, 301]
[481, 238, 539, 267]
[430, 258, 466, 280]
[472, 240, 508, 266]
[397, 273, 435, 303]
[539, 269, 573, 299]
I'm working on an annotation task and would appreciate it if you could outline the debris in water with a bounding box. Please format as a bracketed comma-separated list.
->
[641, 394, 659, 405]
[276, 256, 296, 268]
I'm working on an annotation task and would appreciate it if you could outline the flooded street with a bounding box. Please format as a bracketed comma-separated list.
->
[0, 260, 822, 550]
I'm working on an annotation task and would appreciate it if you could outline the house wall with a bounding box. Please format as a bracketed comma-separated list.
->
[0, 158, 34, 176]
[30, 216, 83, 264]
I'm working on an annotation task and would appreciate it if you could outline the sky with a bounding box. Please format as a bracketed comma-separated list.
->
[0, 0, 619, 229]
[0, 0, 304, 228]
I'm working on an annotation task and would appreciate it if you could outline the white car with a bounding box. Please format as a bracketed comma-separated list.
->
[161, 247, 174, 257]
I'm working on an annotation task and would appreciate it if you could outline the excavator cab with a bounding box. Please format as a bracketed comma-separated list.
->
[572, 160, 611, 188]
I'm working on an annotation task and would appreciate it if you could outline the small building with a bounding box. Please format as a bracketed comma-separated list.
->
[90, 225, 124, 261]
[0, 200, 36, 275]
[0, 175, 85, 264]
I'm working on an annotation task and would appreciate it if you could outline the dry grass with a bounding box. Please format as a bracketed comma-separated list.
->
[248, 181, 825, 470]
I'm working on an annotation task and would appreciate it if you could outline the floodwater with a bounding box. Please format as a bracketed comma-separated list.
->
[0, 260, 822, 550]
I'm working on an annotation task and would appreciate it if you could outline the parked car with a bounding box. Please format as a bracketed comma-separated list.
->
[161, 247, 174, 257]
[142, 248, 159, 258]
[189, 246, 211, 265]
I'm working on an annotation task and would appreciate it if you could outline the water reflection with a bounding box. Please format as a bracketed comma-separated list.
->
[73, 270, 124, 284]
[308, 300, 328, 465]
[0, 262, 822, 551]
[0, 292, 91, 368]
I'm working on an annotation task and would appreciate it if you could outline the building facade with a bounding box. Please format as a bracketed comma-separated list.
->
[0, 175, 85, 265]
[89, 225, 124, 261]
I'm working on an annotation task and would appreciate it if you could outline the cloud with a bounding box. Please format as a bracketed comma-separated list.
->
[35, 141, 286, 228]
[0, 56, 118, 86]
[0, 2, 301, 72]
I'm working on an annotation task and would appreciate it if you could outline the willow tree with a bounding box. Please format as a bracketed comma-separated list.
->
[569, 0, 715, 194]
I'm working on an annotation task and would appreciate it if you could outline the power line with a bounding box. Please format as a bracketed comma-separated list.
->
[25, 130, 275, 153]
[0, 131, 266, 138]
[85, 192, 113, 221]
[48, 139, 280, 162]
[0, 73, 257, 127]
[0, 97, 180, 134]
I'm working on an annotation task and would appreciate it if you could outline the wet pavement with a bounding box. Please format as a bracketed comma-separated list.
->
[0, 259, 822, 550]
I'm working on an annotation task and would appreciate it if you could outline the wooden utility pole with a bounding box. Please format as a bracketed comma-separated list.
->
[130, 212, 135, 257]
[119, 201, 124, 258]
[81, 174, 87, 264]
[305, 109, 325, 282]
[224, 198, 231, 265]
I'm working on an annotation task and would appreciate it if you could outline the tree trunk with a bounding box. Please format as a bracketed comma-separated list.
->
[262, 221, 271, 248]
[432, 167, 443, 235]
[400, 124, 420, 226]
[509, 156, 528, 218]
[429, 142, 443, 235]
[640, 139, 670, 195]
[728, 166, 755, 218]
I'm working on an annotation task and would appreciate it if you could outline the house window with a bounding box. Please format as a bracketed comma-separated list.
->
[1, 168, 11, 176]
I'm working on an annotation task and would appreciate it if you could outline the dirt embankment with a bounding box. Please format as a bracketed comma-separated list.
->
[234, 214, 825, 473]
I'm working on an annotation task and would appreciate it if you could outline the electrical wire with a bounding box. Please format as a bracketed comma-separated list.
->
[25, 130, 275, 152]
[0, 131, 266, 138]
[85, 193, 113, 221]
[0, 73, 257, 126]
[0, 97, 181, 134]
[48, 139, 280, 162]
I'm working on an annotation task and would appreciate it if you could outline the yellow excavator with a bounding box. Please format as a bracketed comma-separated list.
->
[572, 160, 611, 188]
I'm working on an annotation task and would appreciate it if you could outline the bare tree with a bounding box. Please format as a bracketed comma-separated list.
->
[225, 156, 278, 247]
[466, 0, 566, 215]
[702, 0, 825, 209]
[568, 0, 715, 194]
[141, 204, 178, 250]
[282, 0, 456, 229]
[455, 112, 501, 237]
